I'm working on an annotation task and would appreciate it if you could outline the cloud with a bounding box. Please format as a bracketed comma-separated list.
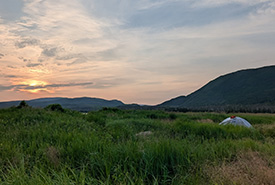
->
[26, 63, 42, 67]
[23, 82, 93, 90]
[95, 48, 120, 61]
[41, 47, 58, 57]
[124, 1, 263, 29]
[18, 57, 30, 62]
[0, 82, 94, 92]
[0, 85, 14, 91]
[56, 53, 83, 61]
[67, 58, 88, 66]
[86, 77, 136, 89]
[20, 0, 108, 42]
[1, 74, 22, 79]
[192, 0, 272, 8]
[15, 38, 40, 48]
[7, 0, 119, 68]
[15, 38, 64, 60]
[0, 0, 275, 104]
[7, 65, 17, 69]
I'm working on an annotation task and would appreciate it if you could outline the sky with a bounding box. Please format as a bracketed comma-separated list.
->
[0, 0, 275, 105]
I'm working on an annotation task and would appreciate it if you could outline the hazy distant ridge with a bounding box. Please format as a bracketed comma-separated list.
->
[0, 97, 124, 112]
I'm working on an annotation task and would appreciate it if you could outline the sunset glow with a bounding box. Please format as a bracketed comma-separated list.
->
[14, 80, 50, 94]
[0, 0, 275, 104]
[20, 88, 47, 94]
[24, 80, 48, 87]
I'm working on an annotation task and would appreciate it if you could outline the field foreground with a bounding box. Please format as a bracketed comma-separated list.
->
[0, 107, 274, 184]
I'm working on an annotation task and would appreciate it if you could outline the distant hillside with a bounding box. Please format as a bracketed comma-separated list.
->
[0, 97, 124, 112]
[158, 96, 186, 107]
[117, 104, 154, 110]
[159, 65, 275, 109]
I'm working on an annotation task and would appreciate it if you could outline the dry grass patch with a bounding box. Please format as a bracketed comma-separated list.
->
[198, 119, 214, 123]
[207, 151, 275, 185]
[45, 146, 60, 168]
[255, 124, 275, 129]
[255, 124, 275, 139]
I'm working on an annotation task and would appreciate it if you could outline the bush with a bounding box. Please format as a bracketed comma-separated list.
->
[17, 100, 29, 109]
[45, 104, 65, 112]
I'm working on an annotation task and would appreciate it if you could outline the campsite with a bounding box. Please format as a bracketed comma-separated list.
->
[0, 106, 274, 184]
[1, 0, 275, 184]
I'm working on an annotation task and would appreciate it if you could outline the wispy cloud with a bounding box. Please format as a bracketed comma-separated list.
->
[0, 74, 23, 79]
[192, 0, 272, 8]
[26, 63, 43, 67]
[0, 82, 93, 92]
[0, 0, 275, 104]
[15, 38, 40, 48]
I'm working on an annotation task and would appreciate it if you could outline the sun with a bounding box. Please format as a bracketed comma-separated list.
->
[18, 80, 49, 94]
[26, 80, 47, 87]
[29, 82, 37, 86]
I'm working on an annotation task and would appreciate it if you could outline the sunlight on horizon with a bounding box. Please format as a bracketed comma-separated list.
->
[18, 80, 51, 94]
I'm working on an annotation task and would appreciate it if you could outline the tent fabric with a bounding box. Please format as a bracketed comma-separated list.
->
[219, 116, 253, 128]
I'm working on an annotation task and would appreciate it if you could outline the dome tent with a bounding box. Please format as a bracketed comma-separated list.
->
[219, 116, 253, 128]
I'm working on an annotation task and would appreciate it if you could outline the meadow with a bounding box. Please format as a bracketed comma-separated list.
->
[0, 106, 274, 184]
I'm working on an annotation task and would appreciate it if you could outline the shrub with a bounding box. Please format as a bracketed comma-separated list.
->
[17, 100, 29, 109]
[45, 104, 65, 112]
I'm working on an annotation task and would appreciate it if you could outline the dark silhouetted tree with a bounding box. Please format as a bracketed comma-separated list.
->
[17, 100, 29, 108]
[45, 104, 65, 112]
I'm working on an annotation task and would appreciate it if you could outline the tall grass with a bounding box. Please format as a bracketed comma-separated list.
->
[0, 107, 274, 184]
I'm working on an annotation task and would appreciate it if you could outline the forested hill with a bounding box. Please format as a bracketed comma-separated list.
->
[159, 65, 275, 109]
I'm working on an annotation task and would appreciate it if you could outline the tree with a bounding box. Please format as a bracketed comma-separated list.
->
[45, 104, 65, 112]
[17, 100, 29, 108]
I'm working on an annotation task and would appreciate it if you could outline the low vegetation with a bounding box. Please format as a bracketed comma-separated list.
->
[0, 106, 274, 184]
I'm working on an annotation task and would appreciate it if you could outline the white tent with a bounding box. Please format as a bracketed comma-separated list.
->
[219, 116, 253, 128]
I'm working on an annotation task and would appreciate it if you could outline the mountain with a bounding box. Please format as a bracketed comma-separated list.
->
[0, 97, 124, 112]
[159, 65, 275, 109]
[158, 96, 187, 107]
[1, 66, 274, 112]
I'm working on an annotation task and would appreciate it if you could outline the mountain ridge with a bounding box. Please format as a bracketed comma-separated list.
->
[0, 97, 124, 112]
[1, 65, 274, 112]
[159, 65, 275, 109]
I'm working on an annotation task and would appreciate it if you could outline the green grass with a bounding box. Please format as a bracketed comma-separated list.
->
[0, 107, 274, 184]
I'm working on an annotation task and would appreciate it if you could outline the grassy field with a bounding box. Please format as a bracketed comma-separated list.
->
[0, 106, 274, 184]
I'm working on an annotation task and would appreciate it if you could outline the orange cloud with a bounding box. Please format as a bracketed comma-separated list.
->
[16, 80, 50, 94]
[0, 80, 93, 94]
